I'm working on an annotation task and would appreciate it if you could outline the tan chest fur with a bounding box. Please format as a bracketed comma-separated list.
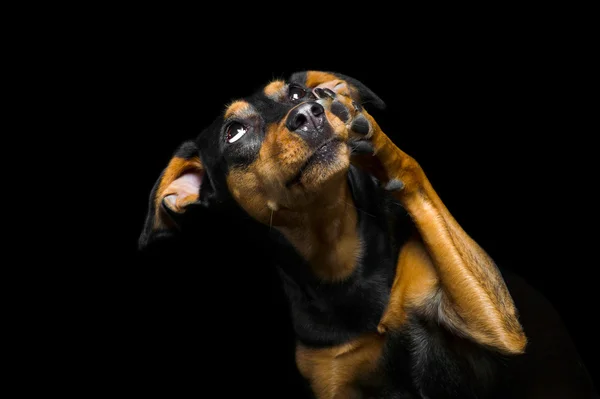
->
[295, 238, 438, 398]
[295, 333, 386, 399]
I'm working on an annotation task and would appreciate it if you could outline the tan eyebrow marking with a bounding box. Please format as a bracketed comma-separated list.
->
[305, 71, 339, 87]
[264, 80, 286, 99]
[225, 101, 251, 119]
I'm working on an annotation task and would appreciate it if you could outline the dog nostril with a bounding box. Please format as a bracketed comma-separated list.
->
[287, 102, 325, 132]
[293, 113, 307, 130]
[310, 103, 324, 117]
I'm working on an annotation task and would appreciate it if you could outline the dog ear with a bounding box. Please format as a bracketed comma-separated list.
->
[289, 71, 386, 110]
[138, 140, 213, 251]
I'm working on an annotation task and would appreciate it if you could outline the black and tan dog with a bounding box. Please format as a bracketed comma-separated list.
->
[139, 71, 596, 398]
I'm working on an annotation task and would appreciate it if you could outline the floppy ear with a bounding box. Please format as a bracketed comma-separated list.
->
[289, 70, 386, 110]
[138, 140, 209, 251]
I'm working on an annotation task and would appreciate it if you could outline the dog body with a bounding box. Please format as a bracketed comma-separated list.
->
[139, 71, 595, 398]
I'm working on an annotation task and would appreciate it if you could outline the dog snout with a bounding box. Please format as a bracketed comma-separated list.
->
[285, 102, 325, 134]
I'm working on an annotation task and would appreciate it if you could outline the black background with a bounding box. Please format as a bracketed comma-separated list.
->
[92, 17, 597, 395]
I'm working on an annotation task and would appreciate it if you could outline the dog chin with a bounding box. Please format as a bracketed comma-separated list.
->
[289, 140, 350, 192]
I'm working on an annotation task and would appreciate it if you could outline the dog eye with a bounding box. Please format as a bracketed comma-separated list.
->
[288, 85, 306, 102]
[226, 122, 248, 143]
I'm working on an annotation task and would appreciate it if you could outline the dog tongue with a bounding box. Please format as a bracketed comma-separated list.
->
[162, 171, 204, 213]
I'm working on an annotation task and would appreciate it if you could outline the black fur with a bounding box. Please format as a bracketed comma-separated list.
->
[138, 140, 200, 249]
[140, 72, 597, 398]
[288, 71, 386, 110]
[273, 166, 412, 347]
[327, 71, 386, 110]
[289, 71, 308, 88]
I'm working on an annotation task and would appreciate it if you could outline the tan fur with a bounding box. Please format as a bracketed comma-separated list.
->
[153, 156, 203, 230]
[306, 71, 359, 106]
[263, 80, 285, 99]
[278, 183, 362, 281]
[224, 98, 360, 281]
[305, 71, 339, 88]
[357, 109, 527, 354]
[224, 100, 250, 119]
[146, 74, 530, 398]
[301, 72, 528, 353]
[226, 118, 359, 281]
[226, 121, 312, 225]
[296, 333, 385, 399]
[378, 236, 439, 333]
[225, 76, 526, 399]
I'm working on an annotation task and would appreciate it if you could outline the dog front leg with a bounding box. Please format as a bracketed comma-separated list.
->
[355, 113, 527, 355]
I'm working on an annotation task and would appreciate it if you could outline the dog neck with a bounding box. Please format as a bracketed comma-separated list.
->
[275, 178, 362, 282]
[270, 166, 412, 347]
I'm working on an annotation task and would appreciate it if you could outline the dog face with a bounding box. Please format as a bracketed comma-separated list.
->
[139, 71, 384, 249]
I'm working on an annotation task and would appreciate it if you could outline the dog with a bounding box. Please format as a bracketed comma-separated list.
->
[139, 71, 596, 398]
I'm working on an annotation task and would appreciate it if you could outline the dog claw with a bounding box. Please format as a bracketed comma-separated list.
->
[314, 87, 336, 99]
[350, 140, 375, 154]
[384, 179, 404, 191]
[322, 88, 336, 98]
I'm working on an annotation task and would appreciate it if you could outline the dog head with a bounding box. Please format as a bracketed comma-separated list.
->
[139, 71, 385, 250]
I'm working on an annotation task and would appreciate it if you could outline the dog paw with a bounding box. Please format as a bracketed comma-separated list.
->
[314, 88, 375, 141]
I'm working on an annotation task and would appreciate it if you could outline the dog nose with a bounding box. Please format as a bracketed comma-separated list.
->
[286, 102, 325, 133]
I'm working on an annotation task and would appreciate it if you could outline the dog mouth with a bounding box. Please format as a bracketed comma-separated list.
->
[285, 138, 344, 188]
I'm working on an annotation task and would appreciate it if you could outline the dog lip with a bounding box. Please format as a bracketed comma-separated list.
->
[285, 138, 344, 188]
